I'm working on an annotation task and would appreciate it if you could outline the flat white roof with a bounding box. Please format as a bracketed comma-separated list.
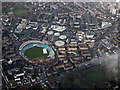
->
[52, 25, 66, 32]
[16, 73, 24, 77]
[17, 23, 25, 29]
[15, 78, 21, 81]
[47, 31, 54, 35]
[43, 48, 47, 54]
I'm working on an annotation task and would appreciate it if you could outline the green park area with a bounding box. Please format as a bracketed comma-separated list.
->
[85, 68, 106, 82]
[24, 46, 49, 59]
[2, 7, 28, 17]
[68, 53, 74, 58]
[14, 8, 28, 17]
[2, 7, 13, 14]
[60, 66, 108, 88]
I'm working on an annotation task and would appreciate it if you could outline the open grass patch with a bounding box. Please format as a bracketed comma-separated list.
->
[24, 46, 49, 59]
[14, 8, 28, 17]
[85, 70, 106, 82]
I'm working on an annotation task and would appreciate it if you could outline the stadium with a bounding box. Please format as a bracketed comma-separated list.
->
[19, 40, 55, 63]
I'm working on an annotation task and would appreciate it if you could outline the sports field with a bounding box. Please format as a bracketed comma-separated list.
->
[24, 46, 49, 59]
[14, 8, 28, 17]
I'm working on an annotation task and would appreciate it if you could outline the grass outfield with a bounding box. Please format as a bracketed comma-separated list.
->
[24, 46, 49, 59]
[14, 8, 28, 17]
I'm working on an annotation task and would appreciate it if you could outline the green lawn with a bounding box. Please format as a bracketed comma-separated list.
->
[73, 50, 78, 52]
[78, 81, 91, 88]
[68, 53, 74, 58]
[86, 70, 106, 82]
[60, 66, 107, 88]
[14, 8, 28, 17]
[24, 46, 49, 59]
[21, 32, 29, 36]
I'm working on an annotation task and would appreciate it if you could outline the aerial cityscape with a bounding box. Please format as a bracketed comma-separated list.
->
[1, 1, 120, 89]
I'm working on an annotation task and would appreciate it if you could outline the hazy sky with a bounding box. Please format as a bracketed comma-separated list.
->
[116, 0, 120, 2]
